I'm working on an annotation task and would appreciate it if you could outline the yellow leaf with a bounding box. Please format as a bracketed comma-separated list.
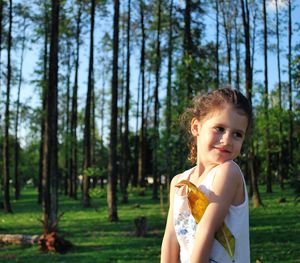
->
[176, 180, 235, 260]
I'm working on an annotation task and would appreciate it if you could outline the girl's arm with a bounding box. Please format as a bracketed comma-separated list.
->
[190, 161, 243, 263]
[160, 175, 180, 263]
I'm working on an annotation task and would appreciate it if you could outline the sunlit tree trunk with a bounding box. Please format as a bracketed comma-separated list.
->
[107, 0, 119, 222]
[3, 0, 13, 213]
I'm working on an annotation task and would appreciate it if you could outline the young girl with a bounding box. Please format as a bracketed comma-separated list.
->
[161, 88, 251, 263]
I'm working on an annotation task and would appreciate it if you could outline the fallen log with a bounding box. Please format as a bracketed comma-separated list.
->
[0, 234, 39, 245]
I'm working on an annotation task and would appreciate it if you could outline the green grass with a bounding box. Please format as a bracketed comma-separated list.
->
[0, 184, 299, 263]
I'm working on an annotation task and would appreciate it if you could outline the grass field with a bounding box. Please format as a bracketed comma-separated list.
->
[0, 184, 299, 263]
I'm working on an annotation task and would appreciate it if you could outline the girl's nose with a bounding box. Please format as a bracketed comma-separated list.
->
[220, 133, 231, 145]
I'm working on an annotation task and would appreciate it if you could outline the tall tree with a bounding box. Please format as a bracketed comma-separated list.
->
[3, 0, 13, 213]
[240, 0, 262, 207]
[263, 0, 272, 193]
[69, 0, 82, 199]
[138, 0, 146, 189]
[183, 0, 192, 99]
[83, 0, 95, 208]
[0, 0, 3, 97]
[38, 0, 50, 205]
[121, 0, 131, 203]
[234, 4, 240, 91]
[275, 0, 283, 189]
[215, 0, 220, 89]
[287, 0, 293, 174]
[14, 7, 29, 200]
[107, 0, 119, 222]
[165, 0, 174, 187]
[42, 0, 60, 233]
[152, 0, 162, 200]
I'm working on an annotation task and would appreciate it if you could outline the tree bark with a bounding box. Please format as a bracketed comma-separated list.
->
[42, 0, 60, 233]
[69, 1, 82, 199]
[38, 1, 49, 205]
[263, 0, 272, 193]
[275, 0, 283, 190]
[240, 0, 262, 208]
[83, 0, 95, 208]
[107, 0, 119, 222]
[3, 0, 13, 213]
[138, 0, 146, 189]
[215, 0, 219, 89]
[122, 0, 131, 203]
[152, 0, 162, 200]
[287, 0, 293, 174]
[14, 15, 27, 200]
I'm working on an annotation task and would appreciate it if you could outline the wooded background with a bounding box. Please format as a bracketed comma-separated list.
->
[0, 0, 299, 234]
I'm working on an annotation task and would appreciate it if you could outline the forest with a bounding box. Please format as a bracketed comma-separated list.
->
[0, 0, 299, 260]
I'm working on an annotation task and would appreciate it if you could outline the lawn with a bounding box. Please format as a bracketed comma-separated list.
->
[0, 184, 299, 263]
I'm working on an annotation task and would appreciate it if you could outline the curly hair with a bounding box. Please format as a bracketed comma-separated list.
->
[180, 87, 253, 164]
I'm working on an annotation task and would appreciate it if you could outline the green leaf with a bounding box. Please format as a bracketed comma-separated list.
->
[215, 222, 235, 260]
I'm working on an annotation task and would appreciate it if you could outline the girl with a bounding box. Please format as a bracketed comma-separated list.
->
[161, 88, 251, 263]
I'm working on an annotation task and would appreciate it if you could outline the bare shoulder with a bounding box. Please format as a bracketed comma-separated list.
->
[215, 160, 242, 183]
[170, 173, 182, 188]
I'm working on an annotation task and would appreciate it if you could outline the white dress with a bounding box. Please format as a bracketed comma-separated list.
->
[173, 160, 250, 263]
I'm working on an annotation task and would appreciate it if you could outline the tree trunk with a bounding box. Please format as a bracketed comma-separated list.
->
[83, 0, 95, 208]
[0, 0, 3, 99]
[107, 0, 119, 222]
[221, 1, 232, 85]
[215, 0, 219, 89]
[234, 4, 240, 91]
[287, 0, 293, 174]
[121, 0, 131, 203]
[263, 0, 272, 194]
[14, 15, 27, 200]
[64, 41, 71, 195]
[38, 2, 49, 205]
[42, 0, 60, 233]
[138, 0, 146, 189]
[69, 1, 81, 199]
[152, 0, 162, 201]
[183, 0, 192, 99]
[275, 0, 283, 189]
[166, 0, 174, 190]
[3, 0, 13, 213]
[240, 0, 262, 208]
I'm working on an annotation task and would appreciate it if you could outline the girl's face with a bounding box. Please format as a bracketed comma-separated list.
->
[191, 104, 248, 166]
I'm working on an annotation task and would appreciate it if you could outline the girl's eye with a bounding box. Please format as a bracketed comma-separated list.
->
[233, 132, 243, 139]
[215, 127, 224, 132]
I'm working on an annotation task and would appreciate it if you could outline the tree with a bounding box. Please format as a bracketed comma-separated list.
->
[42, 0, 59, 233]
[3, 0, 13, 213]
[240, 0, 262, 207]
[69, 0, 82, 199]
[107, 0, 119, 222]
[83, 0, 96, 208]
[275, 0, 283, 189]
[263, 0, 272, 193]
[121, 0, 131, 204]
[14, 4, 30, 199]
[138, 0, 146, 189]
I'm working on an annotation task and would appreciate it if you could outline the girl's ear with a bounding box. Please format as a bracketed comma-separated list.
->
[190, 118, 200, 136]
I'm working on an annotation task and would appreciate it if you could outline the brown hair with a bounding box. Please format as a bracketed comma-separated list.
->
[180, 87, 253, 164]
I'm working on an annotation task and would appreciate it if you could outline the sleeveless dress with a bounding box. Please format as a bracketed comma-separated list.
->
[173, 161, 250, 263]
